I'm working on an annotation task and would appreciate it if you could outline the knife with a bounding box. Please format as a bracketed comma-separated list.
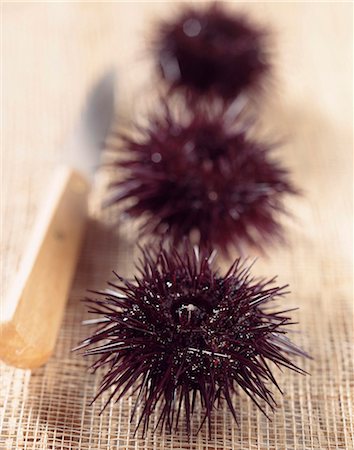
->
[0, 70, 115, 369]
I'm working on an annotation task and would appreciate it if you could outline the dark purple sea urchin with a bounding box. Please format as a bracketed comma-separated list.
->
[108, 104, 297, 254]
[153, 3, 270, 101]
[78, 243, 307, 435]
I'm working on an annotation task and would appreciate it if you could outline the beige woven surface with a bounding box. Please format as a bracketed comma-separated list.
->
[1, 2, 353, 449]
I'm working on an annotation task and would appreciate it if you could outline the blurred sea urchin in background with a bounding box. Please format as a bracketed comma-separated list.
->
[152, 3, 270, 102]
[107, 102, 297, 255]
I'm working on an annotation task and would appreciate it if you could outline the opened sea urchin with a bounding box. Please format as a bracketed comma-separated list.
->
[108, 104, 297, 254]
[78, 243, 307, 434]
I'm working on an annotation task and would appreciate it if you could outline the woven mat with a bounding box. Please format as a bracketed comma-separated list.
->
[1, 3, 353, 450]
[1, 172, 353, 450]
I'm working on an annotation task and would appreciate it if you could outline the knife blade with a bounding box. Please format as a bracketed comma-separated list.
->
[0, 70, 115, 369]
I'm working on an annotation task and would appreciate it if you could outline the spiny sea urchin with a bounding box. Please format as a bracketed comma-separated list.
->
[77, 243, 307, 435]
[107, 103, 297, 255]
[153, 3, 270, 101]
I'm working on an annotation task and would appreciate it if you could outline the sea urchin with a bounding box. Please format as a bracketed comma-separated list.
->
[108, 103, 297, 254]
[153, 3, 270, 101]
[78, 243, 307, 435]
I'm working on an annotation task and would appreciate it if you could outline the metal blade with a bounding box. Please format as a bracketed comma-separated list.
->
[64, 69, 116, 179]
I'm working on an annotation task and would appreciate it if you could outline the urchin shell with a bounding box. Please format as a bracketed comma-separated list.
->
[153, 3, 270, 101]
[78, 243, 307, 435]
[107, 103, 297, 255]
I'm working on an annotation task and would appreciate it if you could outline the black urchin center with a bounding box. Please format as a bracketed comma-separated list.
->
[149, 283, 223, 371]
[172, 294, 212, 327]
[169, 298, 222, 386]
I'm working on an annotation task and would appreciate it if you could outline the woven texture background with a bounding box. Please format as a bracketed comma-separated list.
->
[1, 2, 353, 449]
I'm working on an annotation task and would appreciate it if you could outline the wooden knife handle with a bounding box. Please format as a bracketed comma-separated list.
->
[0, 167, 90, 369]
